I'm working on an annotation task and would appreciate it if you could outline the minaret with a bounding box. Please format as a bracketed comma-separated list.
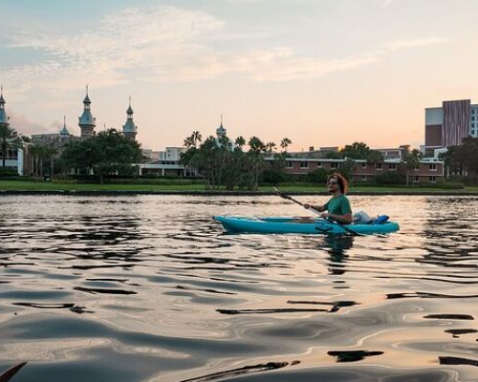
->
[59, 115, 69, 138]
[216, 114, 226, 138]
[78, 86, 96, 139]
[122, 96, 137, 141]
[0, 86, 10, 129]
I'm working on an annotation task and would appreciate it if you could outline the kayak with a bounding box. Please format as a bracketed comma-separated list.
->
[214, 216, 399, 235]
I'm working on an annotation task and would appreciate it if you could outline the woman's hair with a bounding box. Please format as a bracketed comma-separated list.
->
[328, 173, 348, 194]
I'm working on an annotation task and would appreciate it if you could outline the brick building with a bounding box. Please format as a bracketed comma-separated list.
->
[269, 157, 444, 184]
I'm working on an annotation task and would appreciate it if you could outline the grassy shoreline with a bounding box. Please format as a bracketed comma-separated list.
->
[0, 180, 477, 195]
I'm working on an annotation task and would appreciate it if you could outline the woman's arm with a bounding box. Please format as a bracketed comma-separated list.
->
[322, 213, 353, 224]
[304, 204, 326, 212]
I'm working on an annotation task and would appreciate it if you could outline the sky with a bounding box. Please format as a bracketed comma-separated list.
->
[1, 0, 478, 151]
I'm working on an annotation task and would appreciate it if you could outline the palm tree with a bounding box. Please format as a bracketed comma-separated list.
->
[191, 131, 202, 148]
[235, 136, 246, 149]
[0, 125, 19, 168]
[266, 142, 276, 153]
[280, 137, 292, 153]
[404, 149, 422, 187]
[248, 136, 266, 190]
[43, 146, 58, 177]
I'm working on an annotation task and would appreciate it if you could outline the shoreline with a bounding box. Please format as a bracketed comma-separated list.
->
[1, 190, 477, 196]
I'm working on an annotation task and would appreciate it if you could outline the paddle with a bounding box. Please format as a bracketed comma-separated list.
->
[0, 362, 27, 382]
[273, 187, 321, 215]
[273, 187, 361, 236]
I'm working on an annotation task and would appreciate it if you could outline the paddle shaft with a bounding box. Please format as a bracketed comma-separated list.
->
[273, 187, 321, 215]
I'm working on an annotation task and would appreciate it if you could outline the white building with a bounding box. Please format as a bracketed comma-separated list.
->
[0, 87, 24, 175]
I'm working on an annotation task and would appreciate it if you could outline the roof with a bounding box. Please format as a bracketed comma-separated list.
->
[216, 123, 226, 135]
[122, 119, 137, 133]
[0, 110, 9, 125]
[78, 110, 96, 127]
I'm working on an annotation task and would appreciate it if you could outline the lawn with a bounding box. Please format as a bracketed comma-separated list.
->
[0, 180, 477, 194]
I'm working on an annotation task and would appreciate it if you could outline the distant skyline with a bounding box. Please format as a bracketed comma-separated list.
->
[1, 0, 478, 151]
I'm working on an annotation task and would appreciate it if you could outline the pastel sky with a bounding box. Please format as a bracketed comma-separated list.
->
[1, 0, 477, 151]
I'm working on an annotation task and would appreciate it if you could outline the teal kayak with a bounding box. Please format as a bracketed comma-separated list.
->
[214, 216, 400, 235]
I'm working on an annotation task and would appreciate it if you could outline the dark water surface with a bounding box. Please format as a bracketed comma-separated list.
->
[0, 195, 477, 382]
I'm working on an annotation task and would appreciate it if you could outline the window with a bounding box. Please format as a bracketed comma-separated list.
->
[361, 163, 367, 169]
[429, 176, 437, 183]
[300, 161, 309, 169]
[429, 163, 437, 171]
[415, 164, 420, 171]
[376, 163, 383, 170]
[285, 161, 293, 169]
[473, 116, 476, 121]
[361, 175, 367, 181]
[389, 163, 397, 171]
[414, 176, 420, 183]
[331, 162, 338, 169]
[317, 162, 322, 168]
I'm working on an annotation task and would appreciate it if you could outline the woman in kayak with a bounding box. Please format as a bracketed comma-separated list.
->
[304, 173, 353, 224]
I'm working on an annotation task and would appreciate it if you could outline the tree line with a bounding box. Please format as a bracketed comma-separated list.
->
[439, 136, 478, 183]
[180, 131, 292, 190]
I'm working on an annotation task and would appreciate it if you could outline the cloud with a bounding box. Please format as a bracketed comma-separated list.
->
[385, 37, 451, 51]
[0, 4, 452, 92]
[7, 110, 54, 136]
[380, 0, 395, 7]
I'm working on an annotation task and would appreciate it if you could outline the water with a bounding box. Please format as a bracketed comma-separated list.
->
[0, 195, 477, 382]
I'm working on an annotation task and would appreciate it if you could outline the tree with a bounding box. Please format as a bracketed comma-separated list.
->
[403, 149, 422, 187]
[280, 138, 292, 153]
[62, 129, 144, 183]
[325, 151, 343, 159]
[247, 136, 266, 191]
[340, 142, 371, 160]
[0, 125, 21, 168]
[338, 158, 356, 182]
[366, 149, 384, 164]
[459, 137, 478, 183]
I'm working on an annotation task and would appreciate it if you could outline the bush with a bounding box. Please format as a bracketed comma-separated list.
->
[423, 181, 465, 189]
[374, 172, 406, 185]
[306, 168, 328, 184]
[262, 168, 286, 184]
[0, 168, 18, 177]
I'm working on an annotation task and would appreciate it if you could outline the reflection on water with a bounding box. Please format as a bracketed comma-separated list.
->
[0, 195, 477, 382]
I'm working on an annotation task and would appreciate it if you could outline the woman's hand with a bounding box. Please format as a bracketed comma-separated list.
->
[321, 212, 329, 219]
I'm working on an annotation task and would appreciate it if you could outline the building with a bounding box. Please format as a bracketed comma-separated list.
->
[139, 147, 189, 176]
[271, 157, 444, 184]
[138, 118, 230, 176]
[122, 97, 138, 141]
[78, 86, 96, 139]
[0, 87, 25, 175]
[424, 99, 477, 157]
[31, 116, 79, 147]
[376, 145, 410, 160]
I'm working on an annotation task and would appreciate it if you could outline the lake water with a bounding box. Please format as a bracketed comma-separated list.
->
[0, 195, 477, 382]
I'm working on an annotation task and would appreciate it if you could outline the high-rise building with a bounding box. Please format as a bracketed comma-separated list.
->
[78, 86, 96, 139]
[425, 100, 478, 154]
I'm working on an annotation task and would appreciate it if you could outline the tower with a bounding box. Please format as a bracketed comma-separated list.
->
[60, 115, 69, 141]
[122, 96, 137, 141]
[78, 86, 96, 139]
[216, 114, 227, 139]
[0, 86, 10, 129]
